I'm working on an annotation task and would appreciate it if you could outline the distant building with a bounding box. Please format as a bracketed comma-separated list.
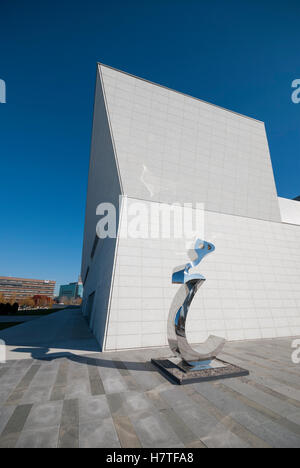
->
[32, 295, 53, 307]
[0, 276, 55, 300]
[59, 279, 83, 301]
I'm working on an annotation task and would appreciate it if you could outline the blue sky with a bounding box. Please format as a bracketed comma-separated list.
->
[0, 0, 299, 293]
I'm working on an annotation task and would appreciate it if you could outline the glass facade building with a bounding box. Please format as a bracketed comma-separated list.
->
[59, 281, 83, 300]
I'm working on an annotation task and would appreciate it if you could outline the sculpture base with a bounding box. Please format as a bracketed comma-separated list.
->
[151, 357, 249, 385]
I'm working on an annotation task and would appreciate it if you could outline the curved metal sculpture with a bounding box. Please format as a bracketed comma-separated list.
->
[168, 239, 226, 369]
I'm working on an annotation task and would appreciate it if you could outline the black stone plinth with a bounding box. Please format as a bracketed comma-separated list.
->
[151, 357, 249, 385]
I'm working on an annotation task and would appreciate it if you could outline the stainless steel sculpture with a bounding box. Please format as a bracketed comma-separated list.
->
[167, 239, 226, 371]
[152, 238, 248, 383]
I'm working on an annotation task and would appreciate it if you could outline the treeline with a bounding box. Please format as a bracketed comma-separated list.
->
[0, 293, 53, 309]
[0, 302, 19, 315]
[59, 296, 82, 306]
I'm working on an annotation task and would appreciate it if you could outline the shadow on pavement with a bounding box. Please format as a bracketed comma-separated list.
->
[10, 346, 162, 373]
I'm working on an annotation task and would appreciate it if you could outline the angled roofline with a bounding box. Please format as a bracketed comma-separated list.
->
[97, 62, 264, 124]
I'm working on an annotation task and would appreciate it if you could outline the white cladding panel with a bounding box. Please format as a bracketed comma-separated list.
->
[104, 197, 300, 351]
[279, 197, 300, 226]
[100, 64, 281, 222]
[81, 68, 122, 348]
[82, 66, 299, 351]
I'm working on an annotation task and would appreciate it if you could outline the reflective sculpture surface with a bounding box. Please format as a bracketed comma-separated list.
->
[168, 239, 226, 370]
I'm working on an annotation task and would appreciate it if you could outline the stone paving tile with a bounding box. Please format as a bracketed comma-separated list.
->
[108, 389, 184, 448]
[121, 391, 156, 414]
[194, 381, 300, 448]
[183, 385, 270, 448]
[243, 369, 300, 402]
[5, 364, 41, 405]
[65, 379, 91, 400]
[185, 440, 207, 448]
[159, 387, 249, 448]
[111, 415, 141, 448]
[220, 351, 300, 400]
[106, 392, 128, 417]
[52, 359, 69, 386]
[228, 342, 300, 370]
[122, 357, 169, 392]
[13, 364, 41, 390]
[283, 411, 300, 427]
[146, 388, 170, 410]
[234, 339, 298, 362]
[216, 381, 300, 438]
[130, 409, 184, 448]
[112, 359, 141, 391]
[68, 361, 89, 382]
[58, 423, 79, 448]
[201, 421, 250, 448]
[222, 377, 300, 421]
[0, 431, 21, 448]
[0, 368, 8, 379]
[240, 376, 300, 409]
[79, 417, 120, 448]
[58, 399, 79, 448]
[2, 404, 32, 435]
[23, 401, 63, 431]
[16, 426, 60, 448]
[50, 385, 66, 402]
[0, 389, 14, 406]
[21, 384, 52, 405]
[234, 353, 300, 389]
[0, 368, 26, 392]
[87, 363, 105, 395]
[159, 407, 199, 446]
[0, 406, 16, 435]
[0, 337, 300, 448]
[31, 365, 59, 388]
[98, 364, 129, 394]
[0, 403, 32, 447]
[78, 395, 110, 424]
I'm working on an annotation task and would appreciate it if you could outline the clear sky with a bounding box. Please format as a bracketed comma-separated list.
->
[0, 0, 299, 293]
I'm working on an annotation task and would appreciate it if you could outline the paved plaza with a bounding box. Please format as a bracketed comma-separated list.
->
[0, 312, 300, 448]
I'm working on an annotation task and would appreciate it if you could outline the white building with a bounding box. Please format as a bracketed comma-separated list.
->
[81, 63, 300, 351]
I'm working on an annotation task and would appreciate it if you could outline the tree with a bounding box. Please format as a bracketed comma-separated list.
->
[5, 303, 12, 315]
[40, 296, 51, 307]
[0, 293, 5, 304]
[8, 295, 17, 306]
[24, 298, 35, 309]
[18, 298, 27, 307]
[60, 296, 70, 305]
